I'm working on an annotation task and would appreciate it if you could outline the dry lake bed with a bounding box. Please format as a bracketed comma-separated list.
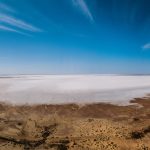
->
[0, 75, 150, 150]
[1, 75, 150, 105]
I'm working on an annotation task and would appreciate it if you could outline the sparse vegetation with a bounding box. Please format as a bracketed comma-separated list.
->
[0, 98, 149, 149]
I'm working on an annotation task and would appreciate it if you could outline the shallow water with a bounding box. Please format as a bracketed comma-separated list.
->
[0, 75, 150, 105]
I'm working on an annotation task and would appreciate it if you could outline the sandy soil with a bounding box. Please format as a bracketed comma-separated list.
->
[0, 98, 150, 150]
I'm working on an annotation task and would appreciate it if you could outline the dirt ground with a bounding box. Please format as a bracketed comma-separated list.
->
[0, 97, 150, 150]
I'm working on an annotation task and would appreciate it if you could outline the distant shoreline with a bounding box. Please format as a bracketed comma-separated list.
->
[1, 73, 150, 77]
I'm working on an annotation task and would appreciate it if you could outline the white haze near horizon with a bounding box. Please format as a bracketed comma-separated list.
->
[0, 75, 150, 105]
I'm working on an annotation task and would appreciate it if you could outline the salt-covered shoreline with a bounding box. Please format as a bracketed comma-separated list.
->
[0, 75, 150, 105]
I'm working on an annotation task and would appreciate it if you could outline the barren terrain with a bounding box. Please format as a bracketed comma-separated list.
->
[0, 97, 150, 150]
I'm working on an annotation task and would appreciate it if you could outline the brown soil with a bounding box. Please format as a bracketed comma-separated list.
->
[0, 97, 150, 150]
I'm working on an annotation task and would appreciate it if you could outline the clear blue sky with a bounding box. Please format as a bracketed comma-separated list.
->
[0, 0, 150, 74]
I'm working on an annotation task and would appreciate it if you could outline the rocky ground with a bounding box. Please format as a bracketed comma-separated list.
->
[0, 97, 150, 150]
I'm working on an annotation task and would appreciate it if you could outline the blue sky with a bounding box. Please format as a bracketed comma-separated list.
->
[0, 0, 150, 74]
